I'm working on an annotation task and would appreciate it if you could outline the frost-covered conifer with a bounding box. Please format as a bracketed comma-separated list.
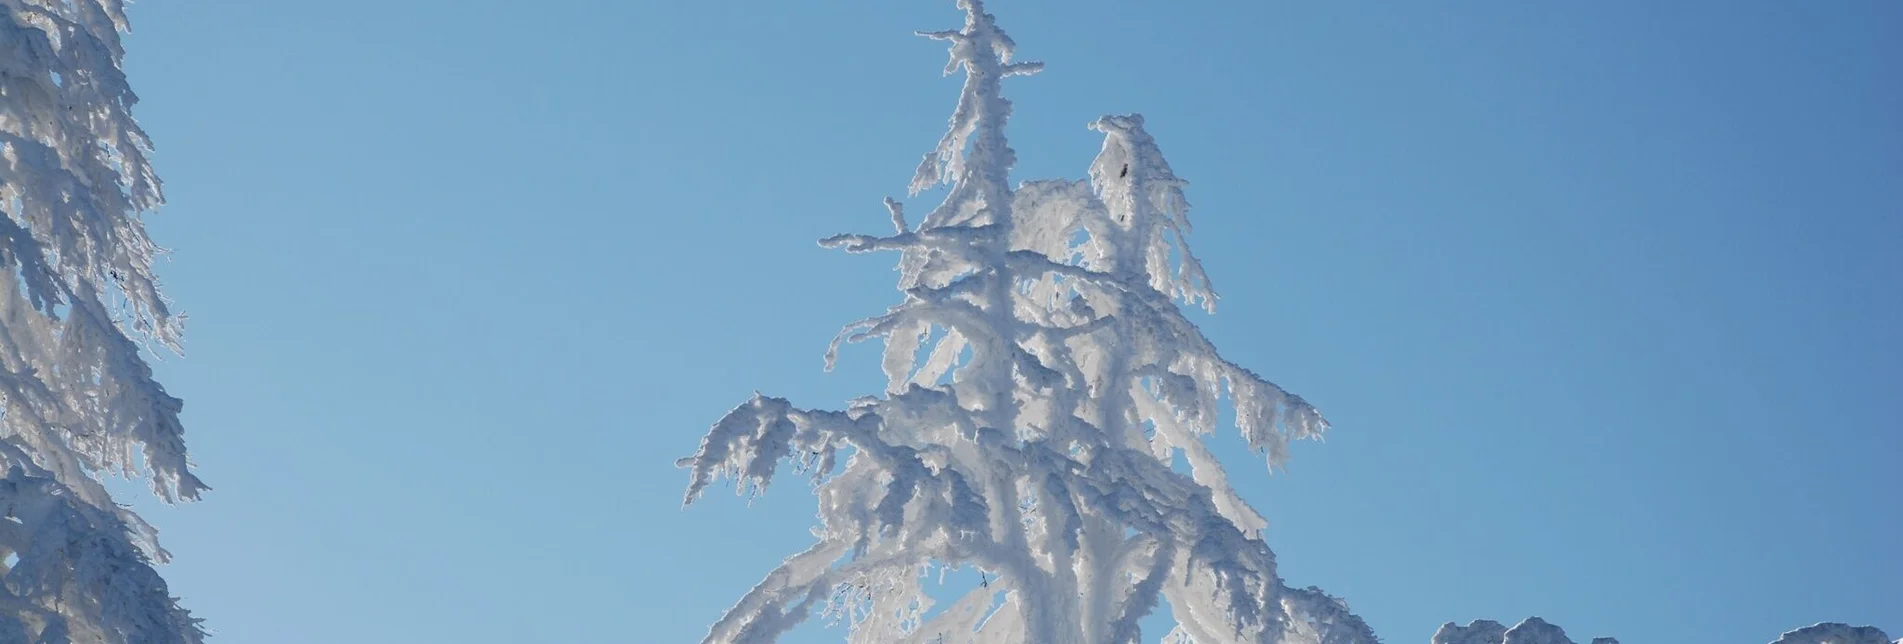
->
[679, 2, 1373, 642]
[0, 1, 204, 641]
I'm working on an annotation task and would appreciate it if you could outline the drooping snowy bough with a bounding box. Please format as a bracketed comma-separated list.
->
[679, 3, 1373, 643]
[0, 1, 205, 641]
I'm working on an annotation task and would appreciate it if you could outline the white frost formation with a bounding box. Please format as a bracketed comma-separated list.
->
[1767, 622, 1894, 644]
[1436, 618, 1894, 644]
[679, 2, 1371, 643]
[0, 0, 204, 641]
[1431, 619, 1615, 644]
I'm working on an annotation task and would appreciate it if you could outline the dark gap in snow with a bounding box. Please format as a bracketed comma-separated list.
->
[1160, 227, 1184, 274]
[951, 343, 973, 383]
[905, 325, 944, 384]
[914, 562, 988, 624]
[1169, 447, 1191, 476]
[972, 587, 1010, 634]
[1141, 594, 1187, 642]
[1065, 227, 1093, 265]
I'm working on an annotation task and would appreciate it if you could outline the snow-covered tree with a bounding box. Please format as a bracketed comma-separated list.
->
[678, 2, 1373, 642]
[0, 0, 205, 641]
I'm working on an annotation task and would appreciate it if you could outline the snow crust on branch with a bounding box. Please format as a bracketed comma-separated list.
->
[1766, 623, 1894, 644]
[0, 1, 205, 640]
[1431, 618, 1616, 644]
[680, 2, 1361, 642]
[1436, 618, 1894, 644]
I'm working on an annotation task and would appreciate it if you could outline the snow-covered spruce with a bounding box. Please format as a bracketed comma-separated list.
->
[678, 2, 1368, 643]
[0, 1, 204, 641]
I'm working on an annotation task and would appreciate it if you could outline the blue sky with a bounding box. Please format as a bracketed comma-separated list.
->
[117, 1, 1897, 642]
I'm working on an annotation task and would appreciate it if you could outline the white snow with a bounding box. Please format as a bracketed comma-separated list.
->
[679, 3, 1893, 644]
[0, 0, 204, 641]
[1436, 617, 1894, 644]
[1432, 618, 1615, 644]
[1768, 623, 1895, 644]
[680, 2, 1366, 642]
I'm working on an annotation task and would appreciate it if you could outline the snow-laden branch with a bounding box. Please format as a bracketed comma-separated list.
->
[0, 1, 206, 639]
[0, 443, 203, 643]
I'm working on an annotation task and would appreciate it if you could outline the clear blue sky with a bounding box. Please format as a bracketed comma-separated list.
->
[117, 1, 1897, 642]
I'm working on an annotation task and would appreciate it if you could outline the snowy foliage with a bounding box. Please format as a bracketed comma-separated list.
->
[1766, 623, 1895, 644]
[1436, 618, 1893, 644]
[678, 2, 1366, 643]
[677, 3, 1891, 643]
[0, 0, 204, 641]
[1431, 618, 1616, 644]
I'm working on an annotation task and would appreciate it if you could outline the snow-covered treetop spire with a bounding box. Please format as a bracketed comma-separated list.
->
[910, 0, 1041, 229]
[1087, 114, 1216, 312]
[681, 3, 1363, 643]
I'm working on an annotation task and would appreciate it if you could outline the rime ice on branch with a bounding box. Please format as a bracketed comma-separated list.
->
[1432, 618, 1619, 644]
[679, 2, 1368, 643]
[0, 0, 204, 641]
[1435, 618, 1894, 644]
[1766, 623, 1894, 644]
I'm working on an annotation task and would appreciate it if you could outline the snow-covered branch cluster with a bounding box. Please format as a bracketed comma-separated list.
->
[1436, 618, 1894, 644]
[0, 0, 204, 641]
[1433, 618, 1618, 644]
[680, 2, 1363, 642]
[1765, 623, 1896, 644]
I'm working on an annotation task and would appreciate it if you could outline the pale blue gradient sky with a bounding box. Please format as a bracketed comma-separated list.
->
[118, 1, 1897, 642]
